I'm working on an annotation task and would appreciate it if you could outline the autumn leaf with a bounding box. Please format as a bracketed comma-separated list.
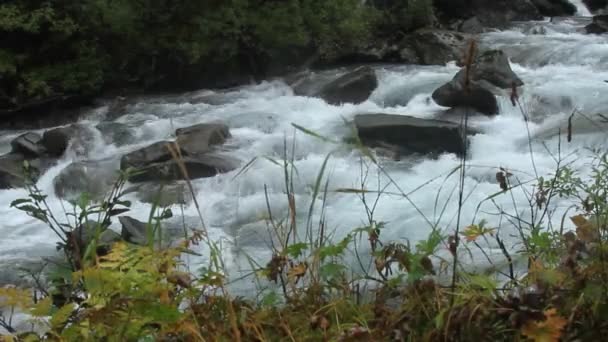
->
[570, 215, 598, 242]
[287, 262, 307, 283]
[521, 308, 567, 342]
[462, 224, 496, 242]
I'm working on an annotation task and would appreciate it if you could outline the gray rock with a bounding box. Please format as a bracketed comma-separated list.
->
[10, 132, 44, 157]
[586, 14, 608, 33]
[54, 159, 120, 201]
[121, 141, 175, 171]
[354, 114, 474, 156]
[315, 66, 378, 105]
[136, 182, 191, 207]
[175, 122, 231, 155]
[432, 50, 523, 115]
[40, 125, 82, 157]
[127, 154, 237, 183]
[119, 216, 149, 245]
[69, 222, 120, 255]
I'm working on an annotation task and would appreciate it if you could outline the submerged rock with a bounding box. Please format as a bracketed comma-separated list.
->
[175, 122, 231, 155]
[314, 66, 378, 105]
[54, 159, 119, 201]
[354, 114, 475, 156]
[136, 182, 191, 207]
[586, 14, 608, 33]
[432, 50, 523, 115]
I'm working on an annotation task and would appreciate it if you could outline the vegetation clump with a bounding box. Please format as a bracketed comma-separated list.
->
[1, 134, 608, 341]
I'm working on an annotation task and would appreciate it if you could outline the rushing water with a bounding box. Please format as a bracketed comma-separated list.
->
[0, 12, 607, 292]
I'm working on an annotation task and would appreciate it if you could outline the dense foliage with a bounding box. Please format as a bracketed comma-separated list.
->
[0, 0, 384, 112]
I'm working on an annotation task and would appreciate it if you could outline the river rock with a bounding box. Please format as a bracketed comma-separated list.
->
[314, 66, 378, 105]
[40, 125, 77, 157]
[531, 0, 577, 16]
[586, 14, 608, 33]
[135, 182, 191, 207]
[54, 159, 120, 201]
[69, 222, 121, 255]
[10, 132, 45, 157]
[354, 114, 473, 156]
[432, 50, 523, 115]
[127, 154, 237, 183]
[119, 216, 148, 245]
[175, 122, 231, 155]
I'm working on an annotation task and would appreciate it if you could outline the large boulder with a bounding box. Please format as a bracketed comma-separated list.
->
[314, 66, 378, 105]
[175, 123, 231, 155]
[10, 132, 44, 157]
[531, 0, 577, 16]
[127, 154, 237, 183]
[583, 0, 608, 13]
[354, 114, 474, 156]
[39, 125, 84, 157]
[586, 14, 608, 33]
[120, 141, 175, 171]
[432, 50, 523, 115]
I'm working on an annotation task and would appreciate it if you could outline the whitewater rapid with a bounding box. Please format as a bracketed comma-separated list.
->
[0, 13, 606, 290]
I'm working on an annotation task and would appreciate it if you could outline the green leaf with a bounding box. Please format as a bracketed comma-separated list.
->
[286, 242, 309, 258]
[50, 303, 75, 328]
[30, 296, 52, 317]
[10, 198, 32, 207]
[320, 262, 346, 279]
[261, 291, 280, 307]
[291, 123, 338, 144]
[318, 235, 351, 260]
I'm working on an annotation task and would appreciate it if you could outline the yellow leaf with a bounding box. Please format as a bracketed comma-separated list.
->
[0, 287, 32, 310]
[462, 224, 496, 242]
[159, 289, 171, 305]
[1, 335, 15, 342]
[287, 262, 307, 283]
[30, 296, 52, 317]
[50, 303, 75, 328]
[521, 308, 567, 342]
[571, 215, 598, 242]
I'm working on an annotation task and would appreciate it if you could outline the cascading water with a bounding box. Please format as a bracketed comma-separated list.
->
[0, 14, 607, 293]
